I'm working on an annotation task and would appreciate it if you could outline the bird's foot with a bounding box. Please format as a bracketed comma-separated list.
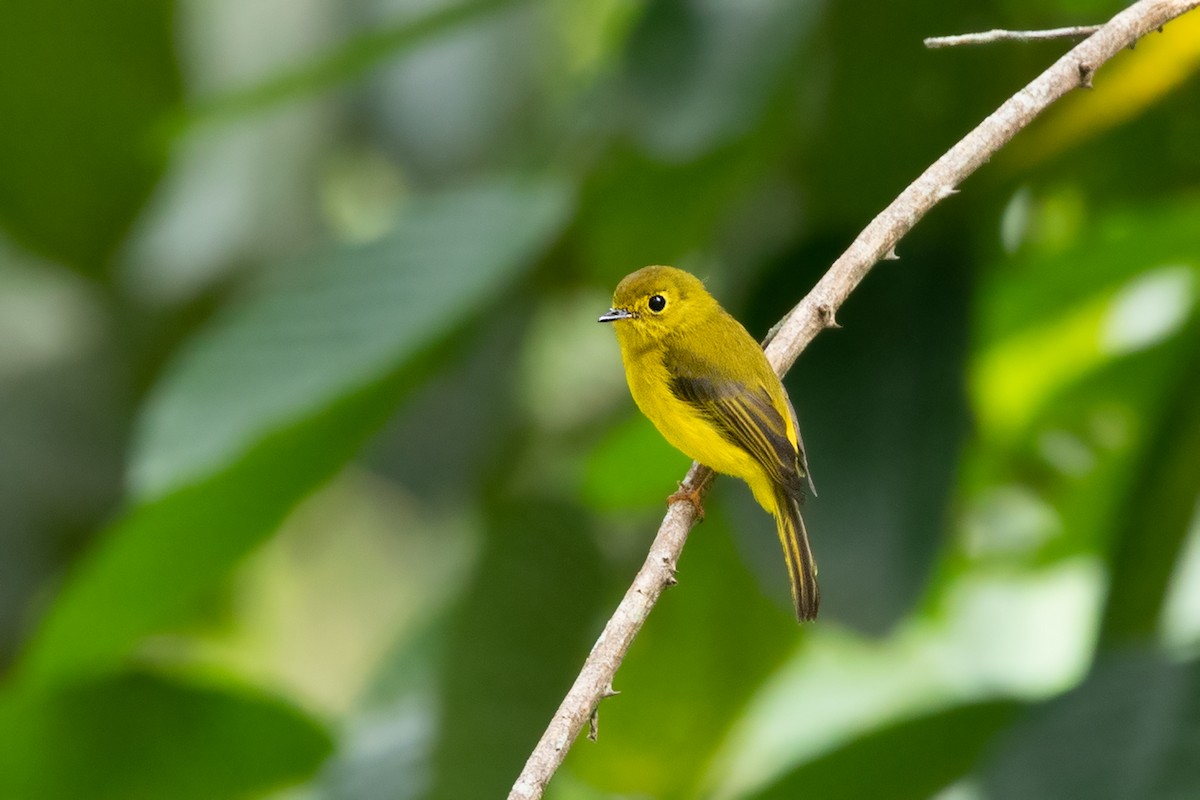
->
[667, 481, 705, 522]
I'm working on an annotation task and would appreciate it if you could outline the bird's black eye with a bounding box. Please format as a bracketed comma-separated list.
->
[648, 294, 667, 313]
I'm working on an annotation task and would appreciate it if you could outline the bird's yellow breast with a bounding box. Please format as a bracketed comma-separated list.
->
[619, 339, 772, 506]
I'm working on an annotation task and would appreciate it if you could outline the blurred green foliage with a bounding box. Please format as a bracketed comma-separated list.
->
[0, 0, 180, 274]
[0, 0, 1198, 798]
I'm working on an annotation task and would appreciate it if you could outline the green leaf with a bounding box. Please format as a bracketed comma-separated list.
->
[14, 176, 573, 688]
[749, 701, 1021, 800]
[132, 176, 573, 499]
[973, 213, 1200, 445]
[1100, 329, 1200, 643]
[935, 202, 1200, 591]
[0, 672, 331, 800]
[428, 499, 605, 800]
[982, 653, 1200, 800]
[0, 0, 180, 273]
[974, 198, 1200, 362]
[18, 382, 396, 688]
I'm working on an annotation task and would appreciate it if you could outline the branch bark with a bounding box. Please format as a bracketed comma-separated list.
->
[508, 1, 1200, 797]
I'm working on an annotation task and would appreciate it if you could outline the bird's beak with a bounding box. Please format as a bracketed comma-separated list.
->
[598, 307, 636, 323]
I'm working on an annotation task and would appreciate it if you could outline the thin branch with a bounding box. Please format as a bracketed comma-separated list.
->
[925, 25, 1102, 48]
[508, 1, 1200, 798]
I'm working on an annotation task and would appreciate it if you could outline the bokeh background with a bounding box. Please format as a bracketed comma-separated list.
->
[2, 0, 1199, 797]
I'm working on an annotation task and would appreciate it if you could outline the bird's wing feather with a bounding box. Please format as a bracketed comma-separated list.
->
[781, 392, 817, 496]
[667, 366, 805, 493]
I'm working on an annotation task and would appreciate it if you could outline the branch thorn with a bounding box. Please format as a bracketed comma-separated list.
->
[1077, 62, 1094, 88]
[660, 553, 679, 585]
[883, 248, 900, 261]
[587, 684, 621, 742]
[817, 303, 841, 329]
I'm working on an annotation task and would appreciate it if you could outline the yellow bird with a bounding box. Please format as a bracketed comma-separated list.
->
[600, 265, 819, 621]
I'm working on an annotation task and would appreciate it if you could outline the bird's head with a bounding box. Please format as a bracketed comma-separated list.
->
[598, 265, 715, 344]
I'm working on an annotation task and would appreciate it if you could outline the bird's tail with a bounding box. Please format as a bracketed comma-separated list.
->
[773, 485, 820, 622]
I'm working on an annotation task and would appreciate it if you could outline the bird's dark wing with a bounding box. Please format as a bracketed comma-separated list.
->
[667, 368, 807, 494]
